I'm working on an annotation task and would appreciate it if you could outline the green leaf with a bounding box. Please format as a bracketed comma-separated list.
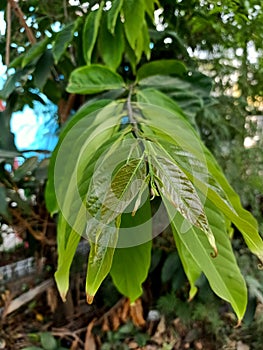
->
[137, 60, 187, 81]
[139, 100, 263, 263]
[0, 70, 24, 100]
[8, 54, 24, 68]
[110, 195, 152, 302]
[137, 88, 185, 121]
[67, 64, 125, 94]
[33, 50, 53, 90]
[13, 157, 38, 182]
[53, 105, 126, 300]
[142, 22, 151, 61]
[107, 0, 124, 34]
[21, 347, 43, 350]
[40, 332, 57, 350]
[123, 0, 145, 49]
[0, 186, 9, 219]
[164, 197, 247, 322]
[22, 37, 50, 68]
[99, 17, 125, 70]
[86, 216, 121, 303]
[85, 140, 147, 301]
[161, 251, 182, 284]
[52, 19, 81, 63]
[55, 215, 82, 301]
[0, 149, 21, 162]
[83, 3, 104, 64]
[45, 99, 113, 215]
[198, 149, 263, 263]
[147, 142, 217, 254]
[144, 0, 157, 18]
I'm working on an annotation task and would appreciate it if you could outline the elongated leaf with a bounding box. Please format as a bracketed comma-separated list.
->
[164, 197, 247, 322]
[137, 60, 187, 81]
[156, 137, 263, 264]
[22, 37, 50, 68]
[107, 0, 124, 34]
[99, 17, 125, 70]
[13, 156, 38, 181]
[55, 131, 128, 301]
[67, 64, 125, 94]
[33, 50, 53, 90]
[110, 195, 152, 302]
[53, 19, 81, 63]
[148, 142, 217, 254]
[55, 214, 82, 301]
[137, 88, 186, 121]
[86, 216, 121, 303]
[137, 98, 263, 263]
[0, 67, 34, 100]
[45, 99, 112, 215]
[144, 0, 157, 18]
[54, 108, 131, 301]
[85, 139, 147, 302]
[123, 0, 145, 49]
[83, 3, 104, 64]
[0, 149, 20, 161]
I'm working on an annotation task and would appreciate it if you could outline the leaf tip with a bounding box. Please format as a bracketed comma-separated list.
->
[234, 318, 242, 328]
[60, 293, 67, 303]
[210, 247, 218, 258]
[210, 246, 218, 259]
[87, 294, 94, 304]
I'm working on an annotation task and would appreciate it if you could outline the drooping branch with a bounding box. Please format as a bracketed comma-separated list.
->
[9, 0, 36, 45]
[5, 1, 11, 66]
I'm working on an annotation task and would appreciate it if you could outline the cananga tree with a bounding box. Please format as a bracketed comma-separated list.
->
[0, 0, 263, 324]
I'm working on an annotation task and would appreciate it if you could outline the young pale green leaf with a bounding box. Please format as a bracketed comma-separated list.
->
[86, 216, 121, 303]
[107, 0, 124, 34]
[137, 60, 187, 81]
[137, 88, 185, 120]
[164, 197, 247, 323]
[55, 213, 82, 301]
[99, 17, 125, 70]
[85, 139, 147, 302]
[147, 142, 217, 255]
[54, 130, 129, 301]
[123, 0, 145, 50]
[110, 195, 152, 302]
[139, 100, 263, 263]
[45, 99, 113, 215]
[52, 19, 81, 63]
[22, 36, 50, 68]
[67, 64, 125, 94]
[83, 3, 104, 64]
[101, 157, 147, 223]
[158, 139, 263, 264]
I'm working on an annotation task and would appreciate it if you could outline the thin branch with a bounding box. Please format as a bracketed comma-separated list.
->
[9, 0, 36, 45]
[5, 0, 11, 66]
